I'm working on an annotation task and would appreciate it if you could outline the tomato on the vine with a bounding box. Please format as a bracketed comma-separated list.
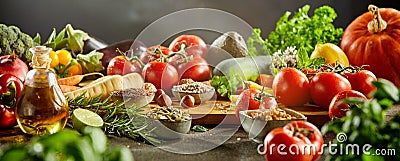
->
[343, 70, 377, 98]
[272, 68, 311, 107]
[140, 46, 171, 64]
[310, 72, 351, 108]
[169, 35, 207, 58]
[176, 57, 210, 82]
[142, 61, 178, 93]
[107, 56, 142, 76]
[235, 88, 261, 118]
[264, 121, 323, 161]
[328, 90, 367, 119]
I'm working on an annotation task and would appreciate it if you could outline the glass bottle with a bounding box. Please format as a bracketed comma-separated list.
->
[16, 46, 69, 135]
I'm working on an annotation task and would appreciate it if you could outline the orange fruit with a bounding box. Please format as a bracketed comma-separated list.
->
[49, 50, 59, 68]
[310, 43, 349, 66]
[56, 50, 72, 66]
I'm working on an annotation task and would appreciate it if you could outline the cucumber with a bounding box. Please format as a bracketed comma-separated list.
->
[212, 56, 272, 81]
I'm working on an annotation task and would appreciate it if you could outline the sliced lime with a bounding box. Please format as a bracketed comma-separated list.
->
[72, 108, 103, 132]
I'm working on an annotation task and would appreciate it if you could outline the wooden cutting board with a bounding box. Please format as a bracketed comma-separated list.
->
[143, 99, 330, 126]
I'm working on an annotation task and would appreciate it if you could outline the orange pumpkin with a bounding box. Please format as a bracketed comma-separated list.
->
[341, 5, 400, 86]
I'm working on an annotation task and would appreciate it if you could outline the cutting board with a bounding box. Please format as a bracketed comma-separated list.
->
[144, 99, 330, 126]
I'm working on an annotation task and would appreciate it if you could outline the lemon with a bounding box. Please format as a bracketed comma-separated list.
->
[310, 43, 349, 66]
[72, 108, 103, 132]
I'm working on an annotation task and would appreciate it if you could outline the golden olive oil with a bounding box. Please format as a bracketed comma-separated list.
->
[16, 85, 68, 135]
[16, 46, 69, 135]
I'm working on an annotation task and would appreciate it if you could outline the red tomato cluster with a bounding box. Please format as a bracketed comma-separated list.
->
[235, 88, 278, 119]
[272, 67, 377, 119]
[106, 35, 210, 93]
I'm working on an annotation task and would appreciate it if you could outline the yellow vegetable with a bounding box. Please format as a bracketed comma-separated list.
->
[64, 73, 144, 100]
[246, 81, 273, 95]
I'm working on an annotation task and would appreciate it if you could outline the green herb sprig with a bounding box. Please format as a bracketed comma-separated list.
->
[67, 92, 159, 143]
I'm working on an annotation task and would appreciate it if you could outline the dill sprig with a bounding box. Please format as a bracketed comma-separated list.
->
[66, 92, 159, 143]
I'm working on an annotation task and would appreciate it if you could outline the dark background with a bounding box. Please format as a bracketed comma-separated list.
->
[0, 0, 399, 46]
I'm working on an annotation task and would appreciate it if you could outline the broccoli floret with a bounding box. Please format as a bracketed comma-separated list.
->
[0, 24, 35, 63]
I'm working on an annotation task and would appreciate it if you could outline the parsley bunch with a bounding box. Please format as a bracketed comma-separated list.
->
[265, 5, 343, 57]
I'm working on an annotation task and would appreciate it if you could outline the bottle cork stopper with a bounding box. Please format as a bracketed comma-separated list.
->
[29, 46, 52, 69]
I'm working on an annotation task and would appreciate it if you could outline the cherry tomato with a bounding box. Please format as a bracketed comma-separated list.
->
[140, 46, 171, 64]
[107, 56, 141, 75]
[343, 70, 377, 98]
[264, 121, 323, 161]
[235, 88, 261, 118]
[169, 35, 207, 58]
[272, 68, 311, 107]
[310, 72, 351, 108]
[142, 61, 179, 93]
[176, 57, 210, 82]
[0, 105, 16, 128]
[67, 62, 83, 76]
[56, 50, 72, 66]
[329, 90, 367, 119]
[49, 50, 59, 68]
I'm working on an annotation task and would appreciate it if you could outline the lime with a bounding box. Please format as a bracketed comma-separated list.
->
[72, 108, 103, 132]
[310, 43, 349, 66]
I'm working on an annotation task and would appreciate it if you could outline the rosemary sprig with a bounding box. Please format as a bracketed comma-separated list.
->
[66, 92, 159, 143]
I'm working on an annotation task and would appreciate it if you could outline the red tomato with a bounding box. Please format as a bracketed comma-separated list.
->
[272, 68, 311, 107]
[328, 90, 367, 119]
[142, 62, 179, 93]
[259, 96, 278, 110]
[283, 121, 324, 161]
[140, 46, 171, 64]
[235, 88, 261, 118]
[169, 35, 207, 58]
[176, 57, 210, 82]
[310, 72, 352, 108]
[343, 70, 377, 98]
[107, 56, 142, 75]
[264, 121, 323, 161]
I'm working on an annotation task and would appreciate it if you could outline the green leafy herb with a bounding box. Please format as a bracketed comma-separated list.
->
[265, 5, 343, 57]
[210, 75, 244, 97]
[296, 48, 325, 69]
[66, 24, 89, 53]
[246, 28, 269, 56]
[210, 76, 230, 97]
[0, 128, 134, 161]
[322, 79, 400, 161]
[66, 92, 158, 143]
[42, 24, 89, 53]
[76, 50, 105, 73]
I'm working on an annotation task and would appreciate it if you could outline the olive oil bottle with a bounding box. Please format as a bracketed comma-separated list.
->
[16, 46, 69, 135]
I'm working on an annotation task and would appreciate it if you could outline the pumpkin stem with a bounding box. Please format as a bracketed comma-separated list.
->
[367, 5, 387, 33]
